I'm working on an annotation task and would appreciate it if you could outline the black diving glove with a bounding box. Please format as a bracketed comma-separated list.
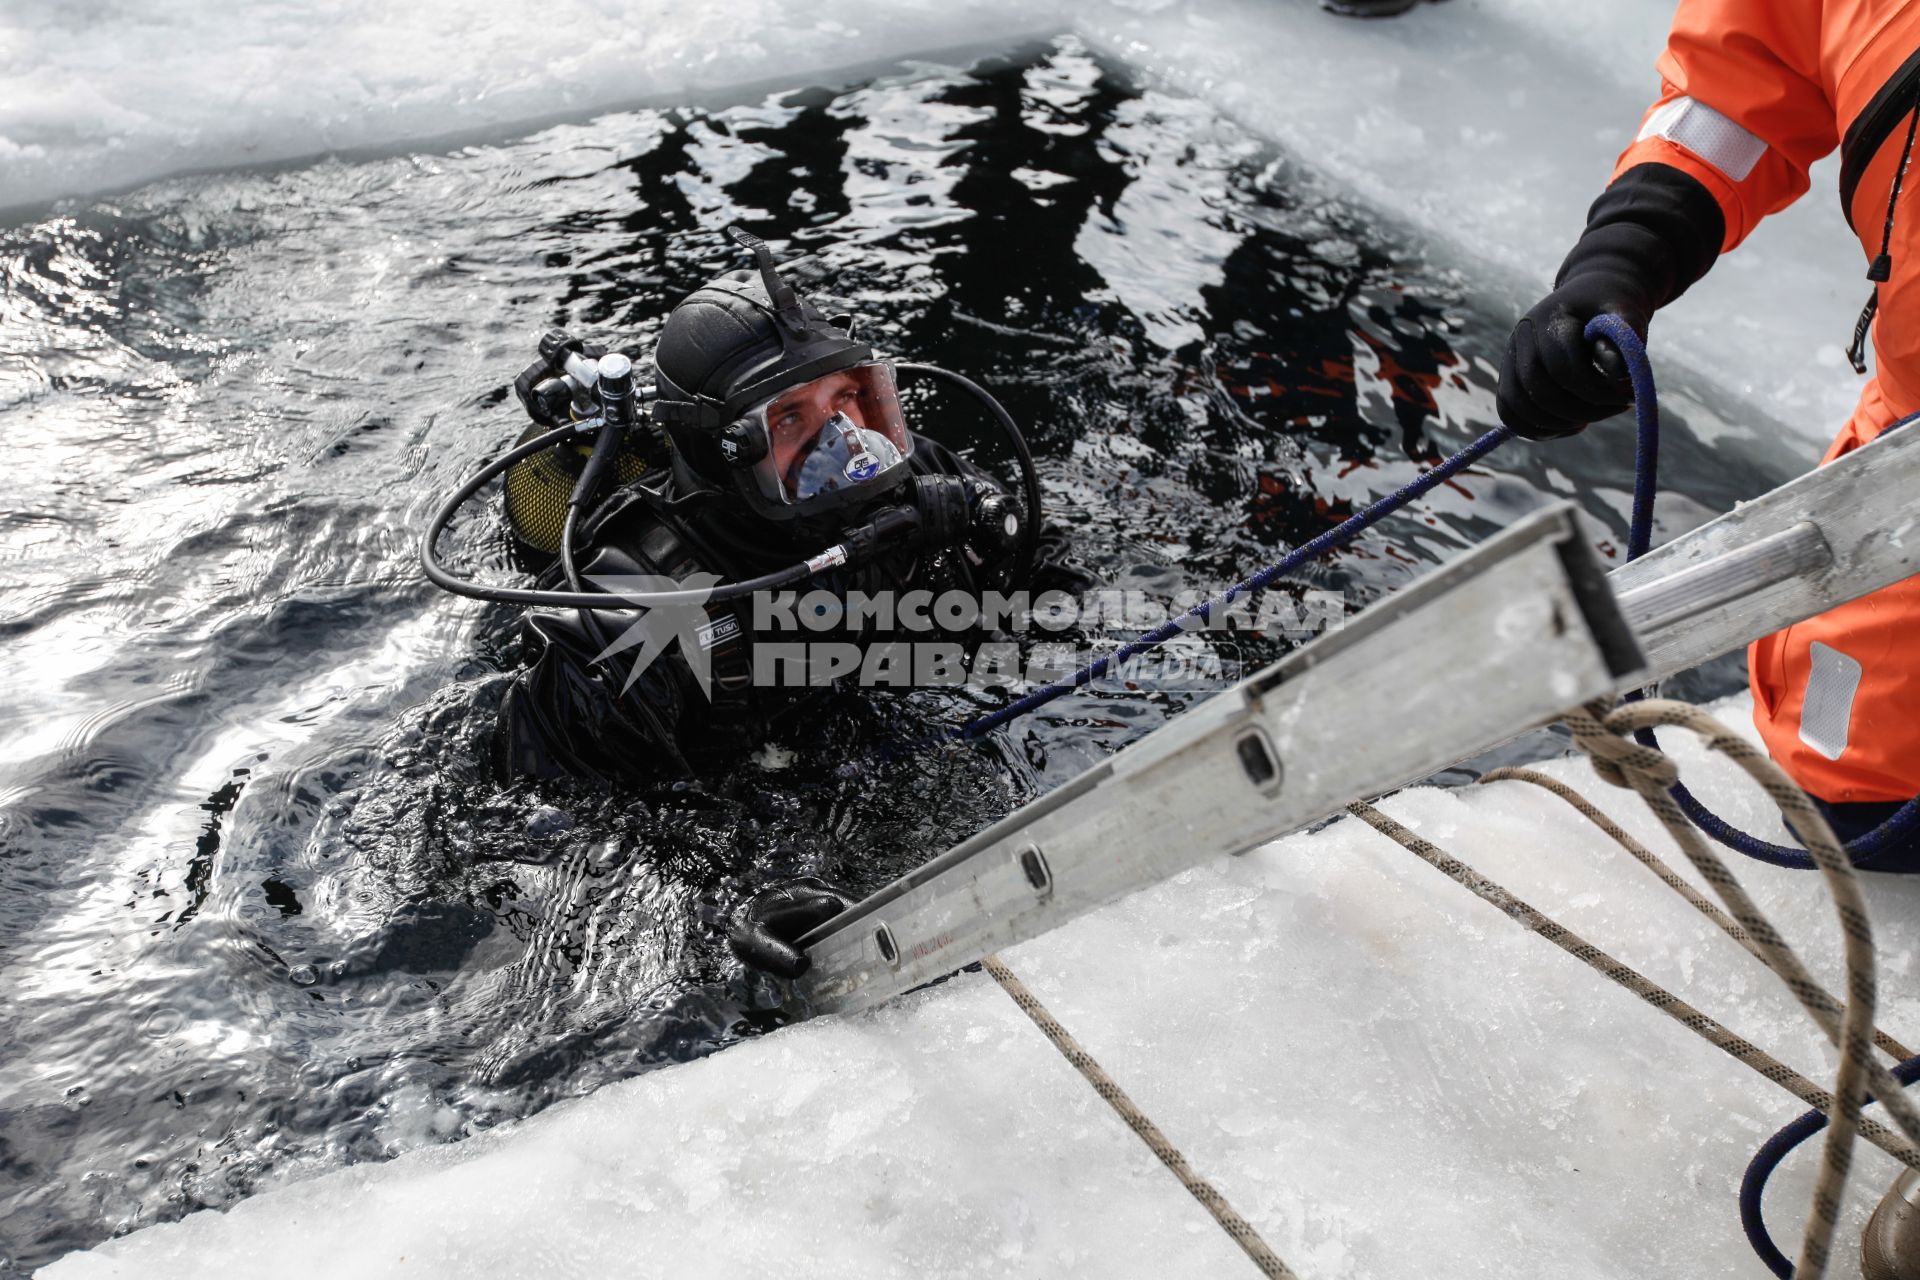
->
[1498, 164, 1725, 440]
[727, 876, 856, 980]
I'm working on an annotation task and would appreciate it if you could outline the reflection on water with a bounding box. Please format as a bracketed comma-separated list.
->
[0, 35, 1788, 1270]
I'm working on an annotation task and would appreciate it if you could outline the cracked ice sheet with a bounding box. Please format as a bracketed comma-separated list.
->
[46, 695, 1920, 1279]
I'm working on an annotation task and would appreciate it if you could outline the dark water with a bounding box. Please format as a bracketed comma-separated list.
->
[0, 35, 1795, 1271]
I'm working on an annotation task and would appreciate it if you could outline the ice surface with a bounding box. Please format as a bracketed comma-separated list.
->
[1, 0, 1873, 448]
[17, 1, 1908, 1274]
[0, 0, 1052, 211]
[1071, 0, 1867, 450]
[42, 695, 1920, 1278]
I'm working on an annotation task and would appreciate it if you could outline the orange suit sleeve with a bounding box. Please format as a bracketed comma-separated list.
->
[1611, 0, 1838, 252]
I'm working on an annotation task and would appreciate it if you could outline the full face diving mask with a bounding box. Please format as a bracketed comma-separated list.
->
[722, 360, 915, 519]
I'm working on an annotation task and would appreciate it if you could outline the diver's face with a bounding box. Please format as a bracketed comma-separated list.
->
[765, 370, 868, 488]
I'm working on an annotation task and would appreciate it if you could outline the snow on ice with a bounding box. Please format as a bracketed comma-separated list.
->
[11, 0, 1910, 1275]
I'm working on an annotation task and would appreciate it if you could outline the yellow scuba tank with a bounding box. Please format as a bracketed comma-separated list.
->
[502, 414, 660, 555]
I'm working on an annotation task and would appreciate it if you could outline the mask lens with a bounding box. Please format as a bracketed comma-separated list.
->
[742, 363, 912, 506]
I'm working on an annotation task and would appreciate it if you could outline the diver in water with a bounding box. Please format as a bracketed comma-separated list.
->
[426, 228, 1073, 978]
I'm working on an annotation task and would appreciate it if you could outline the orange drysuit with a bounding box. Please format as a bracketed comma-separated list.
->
[1614, 0, 1920, 804]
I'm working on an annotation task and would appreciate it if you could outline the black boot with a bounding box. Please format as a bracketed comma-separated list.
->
[1864, 1168, 1920, 1280]
[1321, 0, 1446, 17]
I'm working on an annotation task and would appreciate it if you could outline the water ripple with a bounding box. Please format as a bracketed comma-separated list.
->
[0, 34, 1790, 1272]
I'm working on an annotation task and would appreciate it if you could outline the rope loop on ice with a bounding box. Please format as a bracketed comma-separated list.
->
[1523, 695, 1920, 1278]
[1357, 696, 1919, 1278]
[1562, 697, 1678, 792]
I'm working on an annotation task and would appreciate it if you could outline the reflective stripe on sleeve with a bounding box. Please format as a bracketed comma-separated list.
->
[1637, 96, 1769, 182]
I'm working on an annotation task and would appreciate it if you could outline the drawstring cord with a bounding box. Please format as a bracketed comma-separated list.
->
[1848, 91, 1920, 373]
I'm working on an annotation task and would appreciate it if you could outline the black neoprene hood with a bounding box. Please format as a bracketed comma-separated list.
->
[651, 229, 871, 441]
[654, 276, 864, 407]
[648, 227, 930, 526]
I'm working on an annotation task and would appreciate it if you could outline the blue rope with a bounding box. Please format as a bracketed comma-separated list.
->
[955, 310, 1920, 868]
[1672, 788, 1920, 869]
[942, 311, 1920, 1275]
[1587, 314, 1662, 562]
[1590, 312, 1920, 870]
[953, 423, 1514, 739]
[1738, 1054, 1920, 1278]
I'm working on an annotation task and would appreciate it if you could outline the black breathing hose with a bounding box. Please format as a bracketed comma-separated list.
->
[421, 362, 1043, 609]
[560, 407, 627, 653]
[420, 422, 844, 609]
[896, 361, 1043, 579]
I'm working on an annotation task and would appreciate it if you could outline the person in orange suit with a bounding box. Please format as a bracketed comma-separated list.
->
[1497, 4, 1920, 1269]
[1500, 1, 1920, 856]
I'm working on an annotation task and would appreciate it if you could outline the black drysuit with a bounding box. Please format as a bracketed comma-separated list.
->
[494, 434, 1071, 783]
